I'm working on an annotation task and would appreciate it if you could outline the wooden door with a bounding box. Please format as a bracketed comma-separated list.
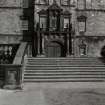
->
[45, 42, 62, 57]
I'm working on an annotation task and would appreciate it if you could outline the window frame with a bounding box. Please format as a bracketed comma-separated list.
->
[39, 15, 47, 30]
[21, 19, 29, 31]
[77, 0, 85, 9]
[60, 0, 70, 6]
[63, 17, 70, 30]
[49, 15, 57, 31]
[35, 0, 49, 5]
[86, 0, 92, 9]
[22, 0, 29, 8]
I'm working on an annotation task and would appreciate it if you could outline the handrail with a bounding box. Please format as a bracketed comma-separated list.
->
[13, 42, 28, 65]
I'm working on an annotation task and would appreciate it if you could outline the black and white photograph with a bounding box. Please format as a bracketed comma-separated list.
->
[0, 0, 105, 105]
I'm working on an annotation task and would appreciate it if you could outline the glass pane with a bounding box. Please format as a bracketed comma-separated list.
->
[86, 0, 92, 9]
[23, 0, 28, 8]
[61, 0, 70, 5]
[77, 0, 85, 9]
[50, 16, 57, 30]
[78, 22, 85, 32]
[64, 18, 69, 28]
[52, 17, 56, 27]
[40, 17, 46, 28]
[35, 0, 48, 4]
[91, 0, 105, 9]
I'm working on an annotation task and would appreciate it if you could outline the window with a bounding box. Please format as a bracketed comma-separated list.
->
[35, 0, 49, 5]
[50, 16, 57, 31]
[40, 16, 46, 30]
[92, 0, 105, 9]
[77, 15, 87, 33]
[61, 0, 70, 6]
[77, 0, 105, 9]
[64, 18, 69, 29]
[22, 0, 29, 8]
[86, 0, 92, 9]
[78, 21, 86, 32]
[77, 0, 85, 9]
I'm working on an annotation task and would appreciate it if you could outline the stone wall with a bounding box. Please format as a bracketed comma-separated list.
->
[0, 0, 23, 44]
[76, 0, 105, 36]
[74, 38, 105, 57]
[77, 0, 105, 9]
[1, 0, 105, 57]
[34, 0, 75, 29]
[75, 0, 105, 57]
[86, 11, 105, 36]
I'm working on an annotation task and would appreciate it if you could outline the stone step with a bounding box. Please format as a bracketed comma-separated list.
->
[27, 58, 102, 61]
[24, 57, 105, 82]
[27, 60, 104, 63]
[24, 75, 105, 78]
[24, 72, 105, 75]
[24, 78, 105, 82]
[27, 61, 103, 65]
[25, 65, 105, 70]
[27, 59, 104, 65]
[26, 57, 101, 60]
[27, 60, 104, 62]
[24, 70, 105, 72]
[26, 63, 104, 66]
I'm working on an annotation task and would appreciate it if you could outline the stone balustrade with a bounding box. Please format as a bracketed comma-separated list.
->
[0, 44, 19, 64]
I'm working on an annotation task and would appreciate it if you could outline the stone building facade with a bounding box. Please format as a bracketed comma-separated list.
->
[0, 0, 105, 57]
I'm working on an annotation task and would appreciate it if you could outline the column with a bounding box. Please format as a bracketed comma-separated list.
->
[66, 33, 71, 57]
[40, 34, 45, 57]
[36, 31, 41, 57]
[71, 38, 74, 57]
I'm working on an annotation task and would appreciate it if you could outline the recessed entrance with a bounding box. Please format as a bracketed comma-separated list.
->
[45, 42, 65, 57]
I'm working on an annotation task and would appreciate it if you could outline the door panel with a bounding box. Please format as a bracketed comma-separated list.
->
[45, 42, 62, 57]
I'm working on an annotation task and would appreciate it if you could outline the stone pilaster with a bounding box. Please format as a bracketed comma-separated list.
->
[36, 31, 41, 57]
[40, 34, 45, 57]
[66, 33, 71, 57]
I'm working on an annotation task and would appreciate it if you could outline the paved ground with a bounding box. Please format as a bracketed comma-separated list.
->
[1, 82, 105, 105]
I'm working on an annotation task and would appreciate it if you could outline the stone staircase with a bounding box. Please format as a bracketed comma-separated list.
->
[24, 57, 105, 82]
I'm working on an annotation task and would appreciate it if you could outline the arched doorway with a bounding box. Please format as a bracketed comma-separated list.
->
[45, 42, 65, 57]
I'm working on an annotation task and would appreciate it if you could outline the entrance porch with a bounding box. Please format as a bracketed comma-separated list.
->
[32, 32, 73, 58]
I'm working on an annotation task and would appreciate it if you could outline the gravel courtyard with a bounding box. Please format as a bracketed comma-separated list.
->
[0, 82, 105, 105]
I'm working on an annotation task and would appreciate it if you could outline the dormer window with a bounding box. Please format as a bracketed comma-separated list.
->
[61, 0, 70, 6]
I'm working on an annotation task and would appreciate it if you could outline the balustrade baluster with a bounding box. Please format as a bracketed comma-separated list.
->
[9, 46, 12, 56]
